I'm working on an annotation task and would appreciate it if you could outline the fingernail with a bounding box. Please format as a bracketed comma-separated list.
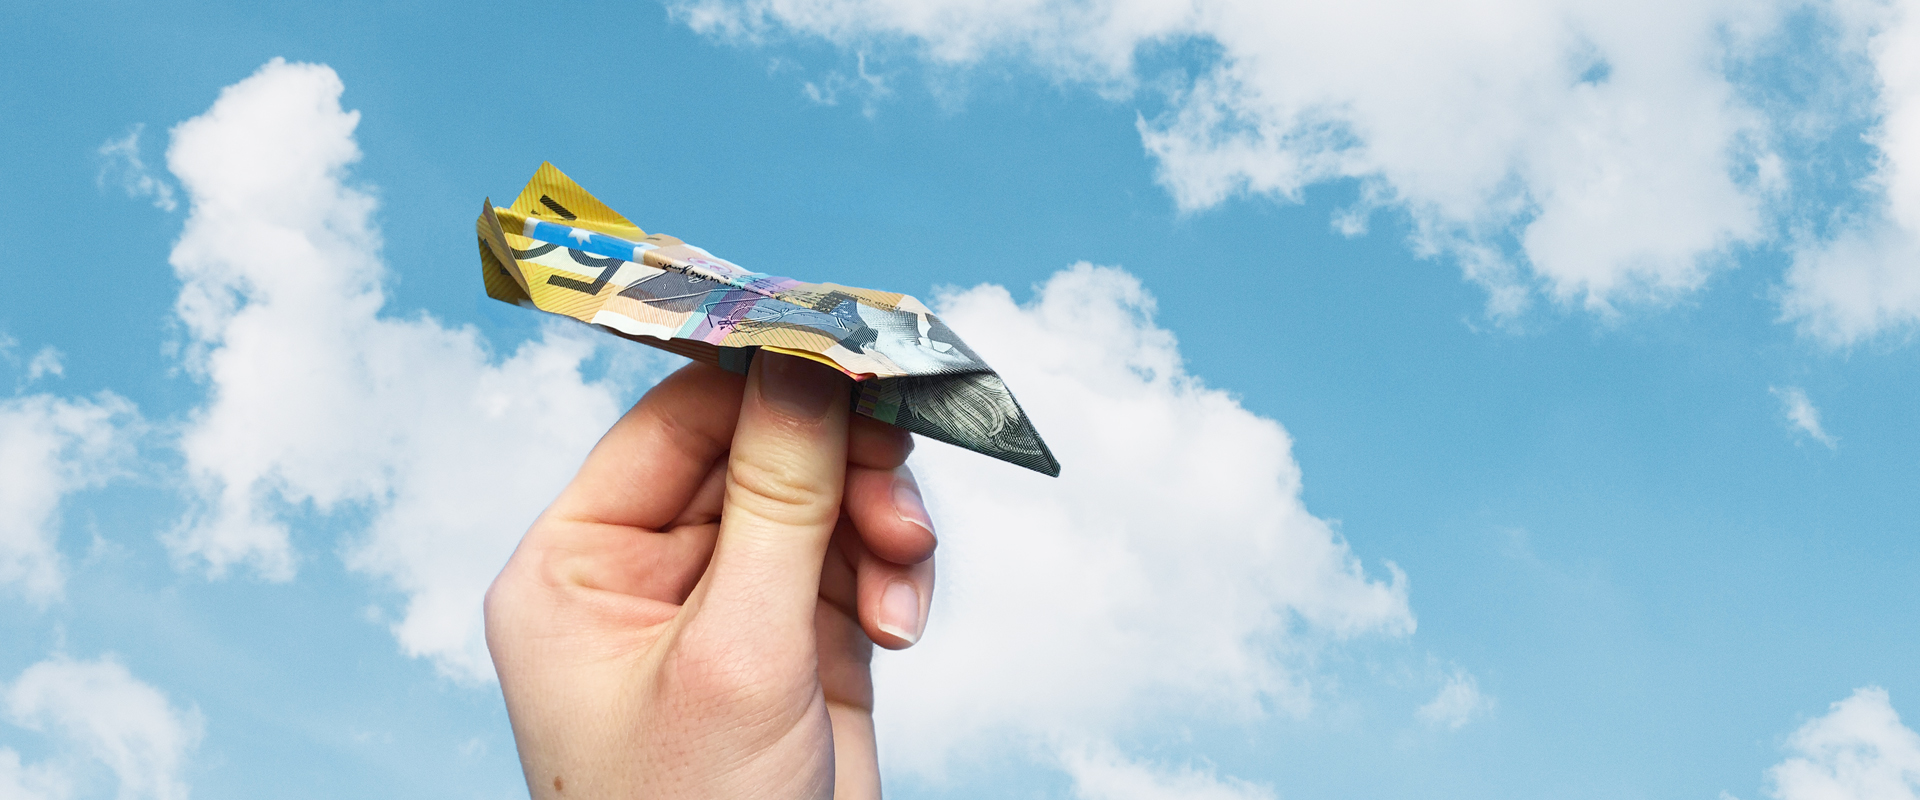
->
[877, 580, 922, 645]
[758, 352, 840, 420]
[891, 468, 935, 539]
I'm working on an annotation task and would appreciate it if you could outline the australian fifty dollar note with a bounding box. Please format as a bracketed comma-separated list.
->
[475, 163, 1060, 477]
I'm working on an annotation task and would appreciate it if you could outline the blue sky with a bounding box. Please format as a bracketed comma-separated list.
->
[6, 0, 1920, 798]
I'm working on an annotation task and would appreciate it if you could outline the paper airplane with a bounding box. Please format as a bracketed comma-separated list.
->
[476, 163, 1059, 476]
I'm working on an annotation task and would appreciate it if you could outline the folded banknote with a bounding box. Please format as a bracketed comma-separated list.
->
[475, 163, 1060, 476]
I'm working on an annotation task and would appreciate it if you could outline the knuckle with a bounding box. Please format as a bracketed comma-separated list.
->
[725, 450, 839, 526]
[481, 571, 533, 651]
[481, 580, 508, 629]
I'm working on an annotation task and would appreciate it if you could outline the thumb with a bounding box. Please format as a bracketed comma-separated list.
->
[697, 351, 852, 641]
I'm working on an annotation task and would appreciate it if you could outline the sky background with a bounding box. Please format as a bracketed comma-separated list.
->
[5, 0, 1920, 798]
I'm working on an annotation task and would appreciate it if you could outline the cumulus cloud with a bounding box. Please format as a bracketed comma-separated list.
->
[98, 124, 177, 213]
[1766, 686, 1920, 800]
[0, 391, 139, 603]
[1417, 669, 1493, 730]
[3, 655, 202, 800]
[1782, 0, 1920, 346]
[1061, 743, 1277, 800]
[162, 59, 645, 680]
[874, 265, 1412, 778]
[1771, 386, 1838, 448]
[671, 0, 1787, 316]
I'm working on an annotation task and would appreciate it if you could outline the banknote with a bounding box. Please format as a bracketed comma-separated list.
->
[476, 163, 1060, 476]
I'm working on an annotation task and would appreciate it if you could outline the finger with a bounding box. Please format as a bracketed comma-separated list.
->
[698, 352, 852, 637]
[811, 536, 879, 795]
[844, 464, 936, 565]
[512, 457, 726, 604]
[669, 458, 730, 529]
[813, 532, 879, 795]
[520, 518, 721, 601]
[848, 413, 913, 470]
[546, 362, 744, 531]
[842, 525, 934, 650]
[818, 517, 861, 620]
[603, 458, 724, 603]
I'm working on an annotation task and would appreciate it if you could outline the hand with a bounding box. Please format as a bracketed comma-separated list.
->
[485, 354, 938, 799]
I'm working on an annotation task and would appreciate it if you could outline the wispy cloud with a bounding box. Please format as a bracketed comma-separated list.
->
[1, 337, 66, 388]
[97, 124, 176, 212]
[0, 390, 139, 604]
[24, 348, 62, 383]
[1417, 669, 1493, 731]
[801, 51, 890, 118]
[1771, 386, 1837, 449]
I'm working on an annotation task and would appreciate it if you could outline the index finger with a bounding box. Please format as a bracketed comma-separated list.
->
[545, 361, 744, 531]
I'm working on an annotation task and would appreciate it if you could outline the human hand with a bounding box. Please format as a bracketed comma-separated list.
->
[485, 353, 938, 799]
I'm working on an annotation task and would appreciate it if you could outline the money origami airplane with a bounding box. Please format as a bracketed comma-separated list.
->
[475, 163, 1060, 476]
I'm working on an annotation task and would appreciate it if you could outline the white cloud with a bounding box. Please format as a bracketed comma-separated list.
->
[671, 0, 1787, 316]
[2, 339, 67, 388]
[1416, 669, 1492, 731]
[162, 59, 646, 680]
[1061, 742, 1277, 800]
[874, 265, 1412, 778]
[1767, 686, 1920, 800]
[1782, 0, 1920, 346]
[25, 348, 63, 383]
[1771, 386, 1838, 448]
[0, 748, 71, 800]
[802, 50, 891, 117]
[4, 655, 202, 800]
[98, 124, 177, 213]
[0, 391, 139, 604]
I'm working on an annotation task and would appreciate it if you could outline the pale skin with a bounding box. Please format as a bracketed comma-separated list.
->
[485, 353, 938, 799]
